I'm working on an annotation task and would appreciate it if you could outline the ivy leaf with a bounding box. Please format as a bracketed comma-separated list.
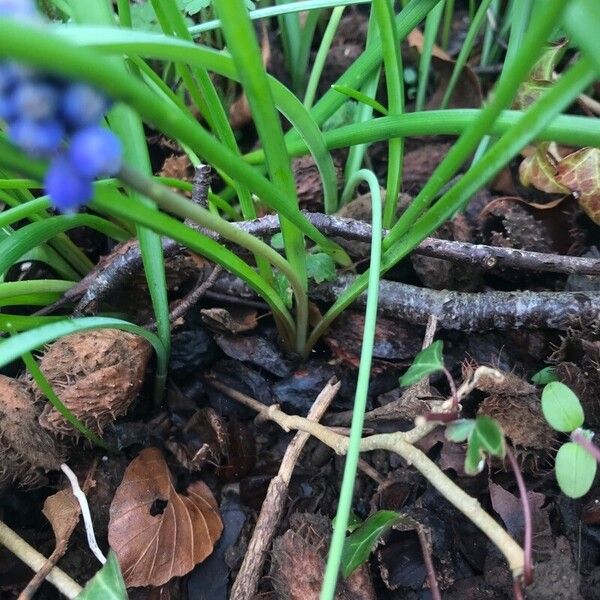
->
[474, 416, 505, 459]
[306, 253, 336, 284]
[399, 340, 444, 387]
[341, 511, 399, 578]
[445, 419, 475, 443]
[555, 441, 597, 499]
[556, 147, 600, 226]
[542, 382, 584, 433]
[181, 0, 211, 15]
[270, 232, 284, 250]
[519, 143, 568, 194]
[464, 431, 485, 475]
[76, 551, 127, 600]
[531, 366, 557, 385]
[274, 272, 292, 309]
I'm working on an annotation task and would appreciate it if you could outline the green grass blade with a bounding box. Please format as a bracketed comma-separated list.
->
[0, 215, 129, 278]
[304, 6, 344, 110]
[415, 0, 444, 112]
[563, 0, 600, 73]
[214, 0, 308, 351]
[68, 0, 172, 377]
[307, 54, 596, 352]
[90, 185, 298, 346]
[53, 27, 341, 228]
[373, 0, 405, 228]
[0, 317, 167, 404]
[21, 348, 109, 449]
[385, 0, 567, 250]
[188, 0, 369, 37]
[320, 169, 383, 598]
[440, 0, 493, 109]
[0, 22, 348, 266]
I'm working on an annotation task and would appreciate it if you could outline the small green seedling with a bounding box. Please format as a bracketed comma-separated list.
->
[540, 381, 597, 498]
[399, 340, 444, 387]
[446, 415, 506, 474]
[531, 366, 558, 385]
[340, 510, 400, 578]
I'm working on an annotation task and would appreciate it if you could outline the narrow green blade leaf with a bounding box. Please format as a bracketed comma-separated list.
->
[341, 510, 399, 578]
[542, 381, 584, 433]
[555, 441, 597, 499]
[76, 551, 127, 599]
[445, 419, 475, 443]
[399, 340, 444, 386]
[474, 416, 505, 458]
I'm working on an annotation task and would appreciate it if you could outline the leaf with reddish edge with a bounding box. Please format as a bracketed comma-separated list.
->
[556, 147, 600, 225]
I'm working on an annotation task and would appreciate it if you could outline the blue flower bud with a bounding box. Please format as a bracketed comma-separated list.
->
[9, 118, 64, 156]
[61, 83, 110, 130]
[44, 155, 93, 212]
[69, 126, 122, 178]
[0, 0, 41, 21]
[11, 80, 59, 121]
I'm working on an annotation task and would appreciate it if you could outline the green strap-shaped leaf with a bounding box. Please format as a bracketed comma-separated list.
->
[77, 551, 127, 600]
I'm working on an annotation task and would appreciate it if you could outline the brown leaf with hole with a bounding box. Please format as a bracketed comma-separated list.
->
[43, 488, 81, 548]
[556, 147, 600, 224]
[32, 329, 151, 437]
[108, 447, 222, 587]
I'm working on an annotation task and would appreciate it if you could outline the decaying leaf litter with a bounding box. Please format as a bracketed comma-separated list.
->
[1, 5, 600, 600]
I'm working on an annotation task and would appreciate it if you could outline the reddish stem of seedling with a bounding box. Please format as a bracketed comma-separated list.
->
[513, 579, 525, 600]
[442, 367, 459, 409]
[506, 446, 533, 586]
[571, 430, 600, 463]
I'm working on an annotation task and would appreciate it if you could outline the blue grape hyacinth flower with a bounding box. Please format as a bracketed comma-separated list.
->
[0, 1, 123, 212]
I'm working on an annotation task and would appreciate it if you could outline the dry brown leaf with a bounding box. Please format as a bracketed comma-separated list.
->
[0, 374, 63, 488]
[407, 28, 450, 60]
[108, 447, 223, 587]
[200, 307, 258, 334]
[519, 143, 569, 194]
[556, 147, 600, 224]
[32, 329, 151, 437]
[43, 488, 81, 548]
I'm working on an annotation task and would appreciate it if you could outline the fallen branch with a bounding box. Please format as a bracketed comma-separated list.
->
[0, 520, 82, 599]
[208, 372, 525, 581]
[311, 274, 600, 331]
[37, 211, 600, 318]
[230, 379, 340, 600]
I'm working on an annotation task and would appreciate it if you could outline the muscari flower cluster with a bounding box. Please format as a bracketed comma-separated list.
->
[0, 0, 122, 212]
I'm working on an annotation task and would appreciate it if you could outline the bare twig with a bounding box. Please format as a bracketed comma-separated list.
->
[234, 212, 600, 275]
[208, 377, 525, 579]
[312, 274, 600, 331]
[230, 379, 340, 600]
[415, 525, 442, 600]
[40, 212, 600, 318]
[0, 520, 82, 599]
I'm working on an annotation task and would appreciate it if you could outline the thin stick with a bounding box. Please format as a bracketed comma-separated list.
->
[230, 379, 340, 600]
[0, 520, 82, 599]
[168, 265, 222, 324]
[209, 378, 525, 578]
[416, 525, 442, 600]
